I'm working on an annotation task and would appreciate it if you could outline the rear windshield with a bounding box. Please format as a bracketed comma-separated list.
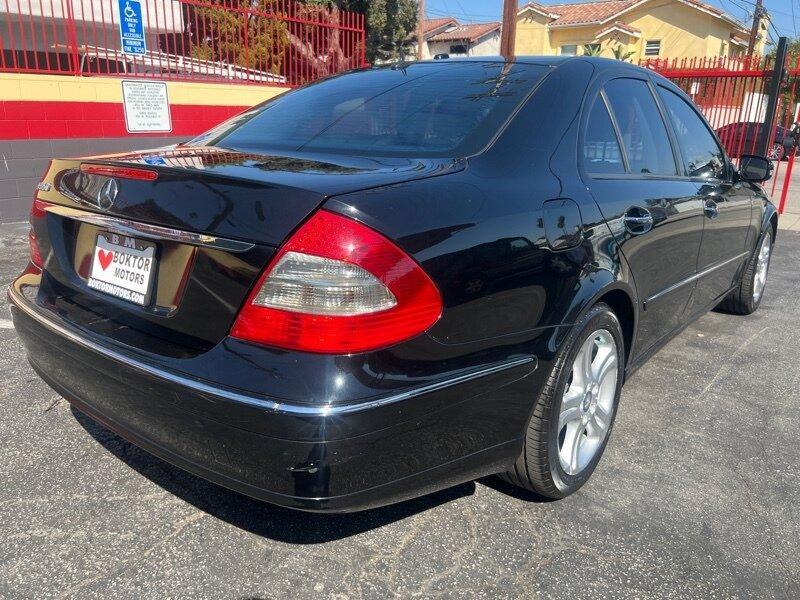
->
[195, 62, 549, 158]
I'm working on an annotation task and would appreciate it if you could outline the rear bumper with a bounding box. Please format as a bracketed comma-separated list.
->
[9, 285, 536, 512]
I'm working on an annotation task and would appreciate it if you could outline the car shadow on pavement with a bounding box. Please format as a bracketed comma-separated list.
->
[70, 406, 479, 543]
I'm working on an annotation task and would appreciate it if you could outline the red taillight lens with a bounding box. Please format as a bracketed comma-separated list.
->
[231, 210, 442, 354]
[28, 230, 43, 269]
[28, 199, 49, 269]
[80, 163, 158, 181]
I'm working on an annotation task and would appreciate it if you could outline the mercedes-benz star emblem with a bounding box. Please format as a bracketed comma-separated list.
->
[96, 178, 118, 210]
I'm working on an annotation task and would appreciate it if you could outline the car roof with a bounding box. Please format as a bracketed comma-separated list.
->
[408, 55, 662, 76]
[414, 55, 641, 67]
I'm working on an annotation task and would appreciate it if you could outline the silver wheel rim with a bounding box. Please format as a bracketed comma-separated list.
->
[753, 234, 771, 303]
[558, 329, 618, 476]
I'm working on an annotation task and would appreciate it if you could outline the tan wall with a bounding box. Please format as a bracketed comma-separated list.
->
[625, 0, 731, 60]
[515, 13, 551, 55]
[549, 26, 607, 55]
[515, 0, 755, 61]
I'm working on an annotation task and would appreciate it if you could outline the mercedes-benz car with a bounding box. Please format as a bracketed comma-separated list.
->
[9, 57, 777, 512]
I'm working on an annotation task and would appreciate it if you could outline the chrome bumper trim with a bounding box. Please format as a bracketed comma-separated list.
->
[8, 286, 536, 417]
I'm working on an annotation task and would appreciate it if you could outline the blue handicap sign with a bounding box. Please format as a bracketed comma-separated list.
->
[141, 155, 167, 166]
[119, 0, 146, 55]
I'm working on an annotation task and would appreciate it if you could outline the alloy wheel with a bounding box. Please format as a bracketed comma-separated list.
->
[558, 329, 618, 476]
[753, 234, 772, 303]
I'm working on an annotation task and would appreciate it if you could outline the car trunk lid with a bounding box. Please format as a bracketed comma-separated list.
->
[31, 146, 462, 353]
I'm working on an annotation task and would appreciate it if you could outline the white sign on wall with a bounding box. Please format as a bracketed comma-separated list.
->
[121, 80, 172, 133]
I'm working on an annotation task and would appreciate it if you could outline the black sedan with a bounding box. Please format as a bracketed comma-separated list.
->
[9, 57, 777, 512]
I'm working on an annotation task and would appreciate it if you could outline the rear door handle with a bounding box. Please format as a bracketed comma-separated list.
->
[704, 199, 720, 219]
[624, 208, 654, 235]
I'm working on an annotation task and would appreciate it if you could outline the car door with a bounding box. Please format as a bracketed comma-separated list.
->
[655, 85, 755, 317]
[581, 75, 705, 360]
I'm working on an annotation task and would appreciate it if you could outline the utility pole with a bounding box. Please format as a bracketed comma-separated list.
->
[417, 0, 425, 60]
[500, 0, 517, 59]
[747, 0, 763, 57]
[758, 36, 788, 157]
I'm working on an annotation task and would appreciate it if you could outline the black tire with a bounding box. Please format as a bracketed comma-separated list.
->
[500, 303, 625, 499]
[716, 228, 773, 315]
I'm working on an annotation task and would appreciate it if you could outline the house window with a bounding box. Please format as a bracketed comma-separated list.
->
[644, 40, 661, 56]
[449, 44, 468, 55]
[560, 44, 577, 56]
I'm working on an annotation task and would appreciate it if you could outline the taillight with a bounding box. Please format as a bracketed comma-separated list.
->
[231, 210, 442, 354]
[28, 199, 49, 270]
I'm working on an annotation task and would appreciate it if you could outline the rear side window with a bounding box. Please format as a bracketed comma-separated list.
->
[657, 87, 726, 179]
[604, 79, 676, 175]
[583, 95, 625, 174]
[202, 62, 549, 158]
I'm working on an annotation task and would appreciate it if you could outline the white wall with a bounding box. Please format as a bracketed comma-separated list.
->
[2, 0, 183, 32]
[426, 31, 500, 58]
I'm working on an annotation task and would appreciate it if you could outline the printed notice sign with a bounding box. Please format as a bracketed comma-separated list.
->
[122, 80, 172, 133]
[119, 0, 146, 55]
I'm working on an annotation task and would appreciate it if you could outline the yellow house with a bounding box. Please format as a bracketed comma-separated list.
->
[515, 0, 769, 61]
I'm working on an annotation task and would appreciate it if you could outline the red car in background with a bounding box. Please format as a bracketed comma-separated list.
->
[716, 122, 789, 161]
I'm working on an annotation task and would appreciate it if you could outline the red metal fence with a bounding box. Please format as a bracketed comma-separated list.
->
[643, 55, 800, 214]
[0, 0, 366, 87]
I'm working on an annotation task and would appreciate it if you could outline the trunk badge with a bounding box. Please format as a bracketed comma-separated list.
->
[96, 178, 118, 210]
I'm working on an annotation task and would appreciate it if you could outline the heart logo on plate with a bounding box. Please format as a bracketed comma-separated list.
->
[98, 249, 114, 270]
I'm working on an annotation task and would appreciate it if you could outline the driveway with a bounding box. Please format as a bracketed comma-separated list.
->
[1, 221, 798, 599]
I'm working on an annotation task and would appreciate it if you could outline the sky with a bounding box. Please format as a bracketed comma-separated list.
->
[425, 0, 800, 43]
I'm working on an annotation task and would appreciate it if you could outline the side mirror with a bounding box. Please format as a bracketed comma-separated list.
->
[739, 154, 773, 183]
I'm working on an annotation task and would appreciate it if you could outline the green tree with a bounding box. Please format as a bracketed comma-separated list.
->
[306, 0, 418, 63]
[582, 43, 602, 56]
[611, 45, 635, 62]
[191, 0, 288, 75]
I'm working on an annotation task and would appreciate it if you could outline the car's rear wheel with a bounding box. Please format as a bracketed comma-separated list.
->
[717, 228, 773, 315]
[500, 303, 624, 498]
[768, 143, 785, 162]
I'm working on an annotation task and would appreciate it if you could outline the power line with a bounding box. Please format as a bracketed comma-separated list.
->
[426, 7, 501, 21]
[427, 4, 500, 21]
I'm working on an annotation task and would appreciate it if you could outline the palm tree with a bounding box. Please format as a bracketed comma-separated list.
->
[611, 45, 635, 62]
[582, 43, 603, 56]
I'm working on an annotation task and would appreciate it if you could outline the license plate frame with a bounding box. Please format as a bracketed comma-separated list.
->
[87, 232, 157, 307]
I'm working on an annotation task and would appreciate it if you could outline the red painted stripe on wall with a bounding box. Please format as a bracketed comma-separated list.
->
[0, 101, 249, 140]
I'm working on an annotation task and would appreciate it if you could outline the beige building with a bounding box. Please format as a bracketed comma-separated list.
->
[515, 0, 769, 61]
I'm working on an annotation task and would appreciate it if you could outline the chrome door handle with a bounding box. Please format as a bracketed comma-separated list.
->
[624, 208, 654, 235]
[704, 199, 720, 219]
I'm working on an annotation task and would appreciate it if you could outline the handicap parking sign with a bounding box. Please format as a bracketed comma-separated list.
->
[119, 0, 146, 55]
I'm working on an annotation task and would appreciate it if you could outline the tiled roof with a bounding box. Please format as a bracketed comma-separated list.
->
[539, 0, 638, 27]
[421, 17, 459, 35]
[428, 22, 502, 43]
[519, 0, 746, 30]
[597, 20, 641, 35]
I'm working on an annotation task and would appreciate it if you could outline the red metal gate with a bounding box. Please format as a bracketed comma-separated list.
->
[0, 0, 367, 87]
[642, 55, 800, 214]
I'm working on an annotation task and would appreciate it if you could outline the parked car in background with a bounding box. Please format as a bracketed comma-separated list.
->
[10, 57, 777, 512]
[716, 121, 789, 161]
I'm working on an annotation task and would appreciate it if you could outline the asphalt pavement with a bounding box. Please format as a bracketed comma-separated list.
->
[1, 221, 798, 599]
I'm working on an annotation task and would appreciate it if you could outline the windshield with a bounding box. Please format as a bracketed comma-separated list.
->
[193, 62, 550, 158]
